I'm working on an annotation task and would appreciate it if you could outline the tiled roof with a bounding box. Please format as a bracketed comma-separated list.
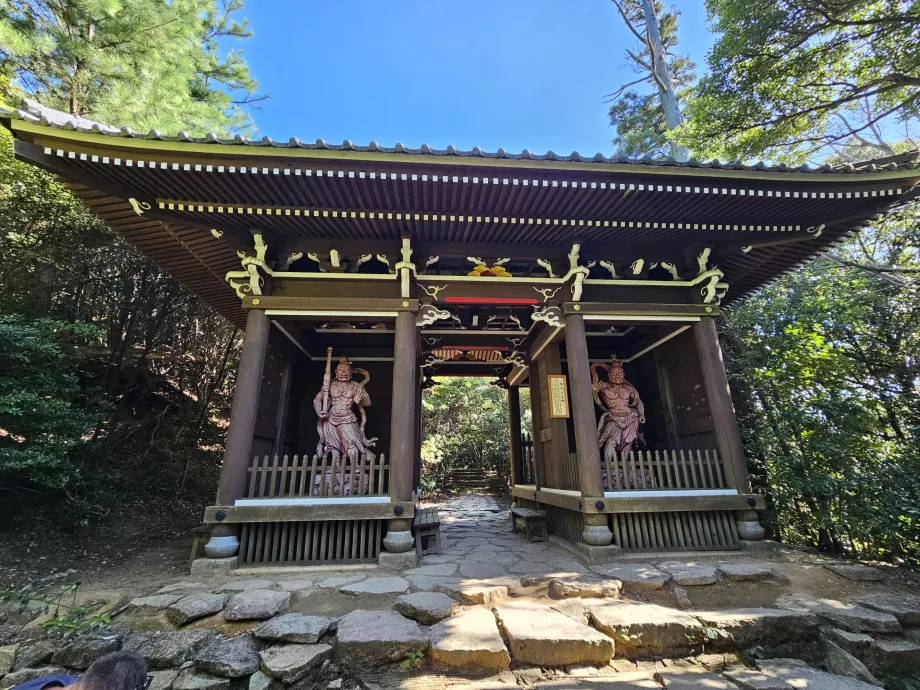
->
[5, 98, 919, 175]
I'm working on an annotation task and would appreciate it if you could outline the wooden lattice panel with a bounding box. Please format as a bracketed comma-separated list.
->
[239, 519, 384, 565]
[609, 510, 740, 551]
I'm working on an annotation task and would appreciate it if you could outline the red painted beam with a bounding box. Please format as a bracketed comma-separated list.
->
[442, 296, 538, 305]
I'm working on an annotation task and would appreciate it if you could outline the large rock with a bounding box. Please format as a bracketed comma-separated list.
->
[1, 667, 69, 686]
[870, 637, 920, 672]
[223, 590, 290, 621]
[822, 638, 881, 686]
[776, 595, 900, 633]
[0, 644, 19, 675]
[718, 563, 784, 582]
[123, 631, 216, 670]
[167, 594, 229, 626]
[657, 561, 720, 586]
[692, 608, 821, 649]
[259, 643, 331, 683]
[215, 578, 276, 593]
[588, 563, 670, 591]
[172, 670, 229, 690]
[252, 613, 334, 644]
[548, 578, 621, 600]
[393, 592, 455, 625]
[339, 577, 410, 595]
[429, 606, 510, 672]
[126, 594, 184, 616]
[494, 601, 614, 667]
[194, 635, 260, 678]
[52, 634, 122, 670]
[14, 641, 56, 670]
[823, 564, 883, 582]
[147, 670, 179, 690]
[855, 594, 920, 626]
[587, 600, 702, 659]
[821, 628, 875, 656]
[757, 658, 883, 690]
[334, 610, 428, 668]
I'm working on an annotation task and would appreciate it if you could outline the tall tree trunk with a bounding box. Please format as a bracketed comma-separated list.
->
[640, 0, 690, 162]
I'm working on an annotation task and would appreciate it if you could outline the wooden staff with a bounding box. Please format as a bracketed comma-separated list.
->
[322, 347, 333, 414]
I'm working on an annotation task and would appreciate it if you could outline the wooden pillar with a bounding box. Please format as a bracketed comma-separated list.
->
[564, 314, 613, 546]
[527, 363, 545, 490]
[207, 308, 270, 558]
[693, 317, 750, 492]
[384, 310, 418, 553]
[413, 375, 423, 494]
[508, 386, 523, 487]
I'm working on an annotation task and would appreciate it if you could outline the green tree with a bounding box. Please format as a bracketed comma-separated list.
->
[681, 0, 920, 162]
[422, 378, 528, 489]
[607, 0, 693, 160]
[0, 0, 263, 134]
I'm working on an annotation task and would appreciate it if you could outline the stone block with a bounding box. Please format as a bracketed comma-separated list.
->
[538, 673, 659, 690]
[334, 610, 428, 668]
[393, 592, 455, 625]
[189, 557, 237, 579]
[147, 670, 179, 690]
[247, 670, 272, 690]
[776, 594, 901, 633]
[548, 578, 622, 600]
[252, 613, 334, 644]
[587, 600, 702, 659]
[494, 601, 614, 667]
[692, 608, 821, 650]
[167, 594, 229, 626]
[0, 644, 19, 675]
[215, 578, 276, 593]
[1, 667, 69, 686]
[14, 641, 55, 670]
[126, 594, 184, 617]
[657, 669, 737, 690]
[870, 637, 920, 672]
[588, 563, 670, 591]
[123, 631, 216, 670]
[172, 670, 229, 690]
[377, 550, 417, 570]
[718, 562, 785, 582]
[429, 606, 510, 672]
[757, 658, 883, 690]
[52, 634, 122, 670]
[657, 561, 720, 586]
[223, 590, 290, 621]
[194, 635, 260, 678]
[440, 581, 509, 607]
[855, 594, 920, 626]
[822, 638, 881, 686]
[259, 643, 331, 683]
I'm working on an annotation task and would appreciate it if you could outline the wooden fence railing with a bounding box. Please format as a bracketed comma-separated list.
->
[602, 449, 726, 491]
[562, 453, 580, 491]
[245, 454, 390, 499]
[521, 434, 536, 485]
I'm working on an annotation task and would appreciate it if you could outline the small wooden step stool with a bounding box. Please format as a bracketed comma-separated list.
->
[413, 507, 442, 557]
[510, 506, 547, 542]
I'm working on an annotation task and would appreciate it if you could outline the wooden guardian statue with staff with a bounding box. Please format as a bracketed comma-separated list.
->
[313, 348, 377, 494]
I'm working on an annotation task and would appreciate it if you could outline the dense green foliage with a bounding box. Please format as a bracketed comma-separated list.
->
[0, 0, 259, 523]
[722, 208, 920, 562]
[421, 378, 530, 493]
[681, 0, 920, 161]
[0, 0, 262, 133]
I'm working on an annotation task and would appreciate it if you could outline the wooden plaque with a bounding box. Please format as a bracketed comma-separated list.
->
[547, 374, 570, 419]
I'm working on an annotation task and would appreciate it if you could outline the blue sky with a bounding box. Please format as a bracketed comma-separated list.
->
[237, 1, 714, 155]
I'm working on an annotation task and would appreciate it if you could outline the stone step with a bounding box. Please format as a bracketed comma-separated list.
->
[429, 606, 510, 672]
[692, 608, 821, 650]
[494, 601, 614, 667]
[334, 609, 428, 669]
[585, 600, 703, 660]
[776, 595, 901, 633]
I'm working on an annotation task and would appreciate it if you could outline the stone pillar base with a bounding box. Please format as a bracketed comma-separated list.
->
[735, 510, 766, 541]
[378, 550, 418, 569]
[190, 556, 238, 578]
[582, 513, 613, 546]
[383, 523, 414, 553]
[204, 534, 240, 558]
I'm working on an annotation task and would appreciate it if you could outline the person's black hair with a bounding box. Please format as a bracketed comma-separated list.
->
[79, 652, 148, 690]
